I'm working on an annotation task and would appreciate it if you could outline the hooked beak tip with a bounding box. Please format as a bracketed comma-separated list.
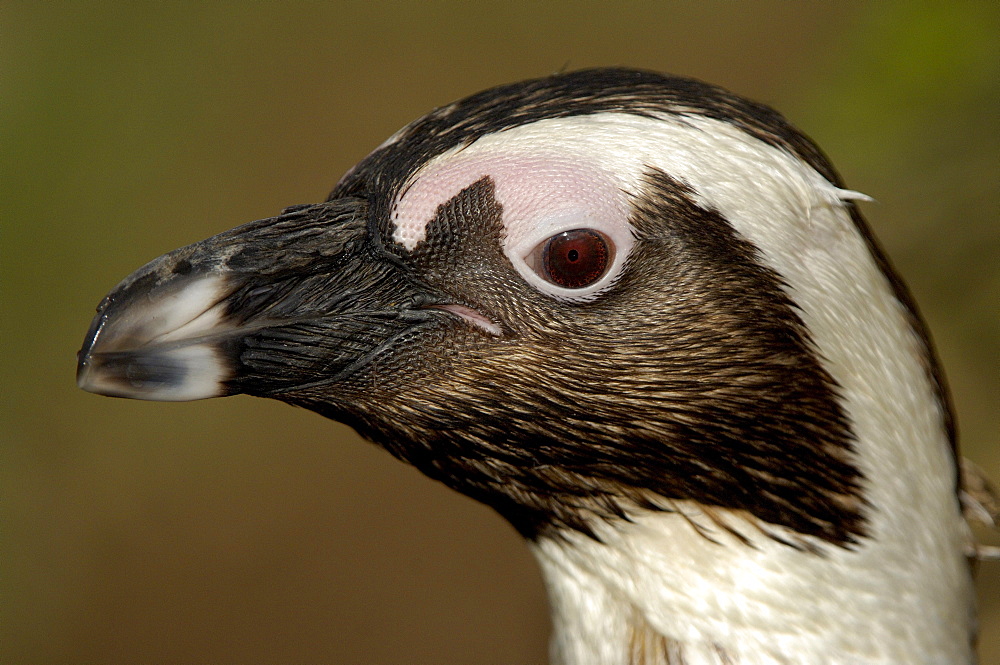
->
[76, 344, 230, 401]
[76, 272, 233, 401]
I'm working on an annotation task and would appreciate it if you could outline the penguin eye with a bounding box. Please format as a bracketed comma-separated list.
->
[529, 229, 613, 289]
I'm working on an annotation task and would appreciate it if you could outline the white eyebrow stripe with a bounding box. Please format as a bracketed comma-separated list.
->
[390, 149, 628, 253]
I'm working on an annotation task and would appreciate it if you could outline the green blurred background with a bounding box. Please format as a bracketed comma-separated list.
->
[3, 2, 997, 663]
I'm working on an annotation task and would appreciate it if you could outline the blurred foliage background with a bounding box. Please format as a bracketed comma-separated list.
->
[2, 2, 997, 663]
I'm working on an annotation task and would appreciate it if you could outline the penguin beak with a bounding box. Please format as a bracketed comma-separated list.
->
[77, 198, 436, 401]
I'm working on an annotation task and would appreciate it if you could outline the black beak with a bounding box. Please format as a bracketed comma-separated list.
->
[77, 198, 437, 401]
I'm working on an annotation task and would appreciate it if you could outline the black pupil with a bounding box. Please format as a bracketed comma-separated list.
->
[542, 229, 610, 289]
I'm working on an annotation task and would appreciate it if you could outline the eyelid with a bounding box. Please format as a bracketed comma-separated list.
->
[505, 211, 635, 300]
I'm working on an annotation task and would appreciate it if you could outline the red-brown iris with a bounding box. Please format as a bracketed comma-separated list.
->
[540, 229, 612, 289]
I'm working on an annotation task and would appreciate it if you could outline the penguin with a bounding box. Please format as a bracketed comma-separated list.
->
[77, 68, 996, 664]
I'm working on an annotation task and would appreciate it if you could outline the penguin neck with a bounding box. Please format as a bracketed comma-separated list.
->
[529, 494, 975, 665]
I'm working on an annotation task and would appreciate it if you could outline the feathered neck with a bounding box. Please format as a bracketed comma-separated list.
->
[530, 489, 974, 665]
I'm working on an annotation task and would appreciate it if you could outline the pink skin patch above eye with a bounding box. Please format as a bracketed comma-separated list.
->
[390, 151, 629, 256]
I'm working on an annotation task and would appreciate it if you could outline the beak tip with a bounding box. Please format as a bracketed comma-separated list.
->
[74, 345, 231, 401]
[76, 323, 104, 393]
[76, 353, 92, 392]
[76, 264, 237, 401]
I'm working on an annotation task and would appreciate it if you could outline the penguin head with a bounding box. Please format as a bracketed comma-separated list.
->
[78, 68, 948, 548]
